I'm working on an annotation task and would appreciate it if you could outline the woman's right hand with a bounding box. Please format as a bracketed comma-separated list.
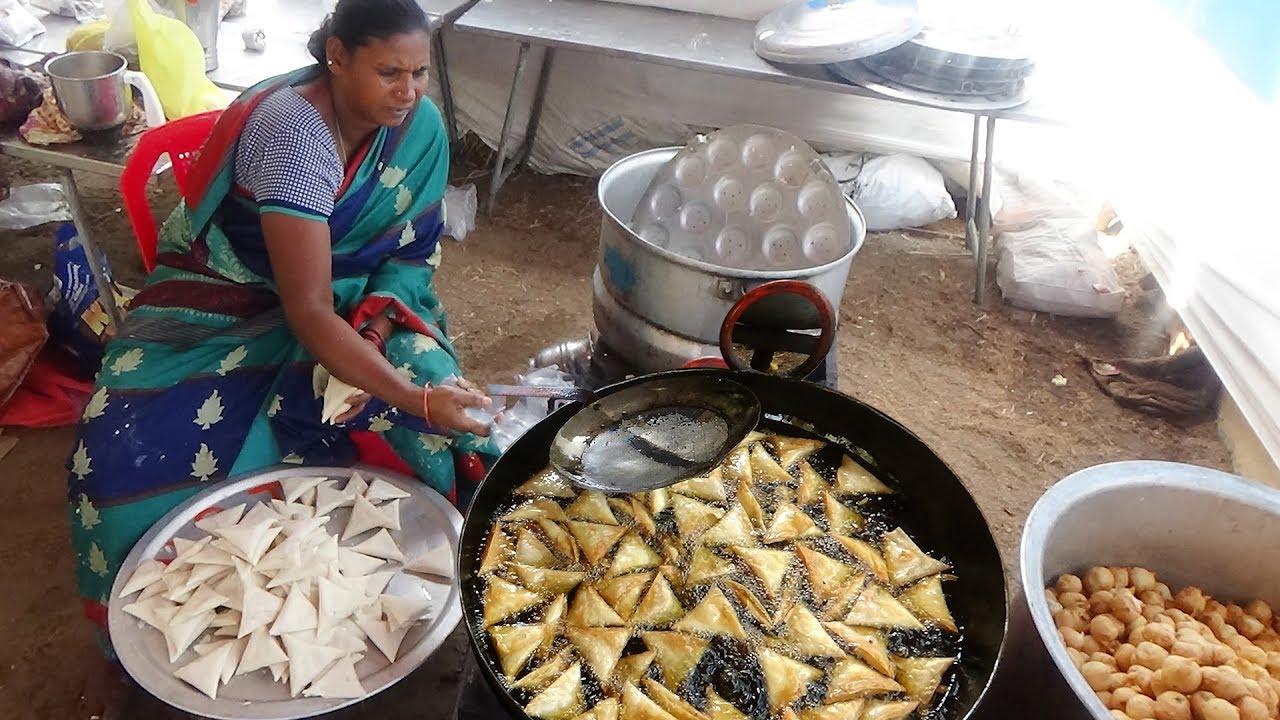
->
[426, 383, 493, 436]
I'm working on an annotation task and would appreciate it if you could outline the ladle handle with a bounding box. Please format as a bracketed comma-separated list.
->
[718, 279, 836, 380]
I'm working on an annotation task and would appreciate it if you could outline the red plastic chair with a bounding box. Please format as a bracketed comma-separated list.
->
[120, 110, 224, 272]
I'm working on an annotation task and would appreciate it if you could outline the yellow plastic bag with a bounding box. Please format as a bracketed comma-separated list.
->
[64, 20, 110, 52]
[128, 0, 226, 120]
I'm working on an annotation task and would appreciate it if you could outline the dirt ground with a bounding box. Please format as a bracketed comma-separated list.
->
[0, 144, 1232, 719]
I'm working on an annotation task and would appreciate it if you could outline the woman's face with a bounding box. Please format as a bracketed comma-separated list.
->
[328, 30, 431, 128]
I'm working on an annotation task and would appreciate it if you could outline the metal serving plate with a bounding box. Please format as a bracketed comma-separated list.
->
[107, 465, 463, 720]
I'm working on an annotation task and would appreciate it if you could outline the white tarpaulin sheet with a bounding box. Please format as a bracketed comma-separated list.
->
[439, 0, 1280, 466]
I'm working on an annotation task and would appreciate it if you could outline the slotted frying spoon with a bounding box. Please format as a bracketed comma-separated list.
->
[488, 375, 761, 494]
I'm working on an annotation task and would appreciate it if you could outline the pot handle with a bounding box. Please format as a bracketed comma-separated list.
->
[123, 70, 167, 128]
[718, 279, 836, 380]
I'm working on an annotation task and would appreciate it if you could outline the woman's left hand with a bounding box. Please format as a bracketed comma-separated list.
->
[333, 392, 373, 424]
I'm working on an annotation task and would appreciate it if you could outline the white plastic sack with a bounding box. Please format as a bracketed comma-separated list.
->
[0, 0, 45, 46]
[442, 184, 476, 242]
[826, 153, 957, 232]
[30, 0, 105, 22]
[934, 159, 1006, 221]
[0, 183, 71, 230]
[996, 219, 1126, 318]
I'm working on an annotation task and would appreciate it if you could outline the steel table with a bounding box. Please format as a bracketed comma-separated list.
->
[454, 0, 1065, 304]
[0, 0, 478, 324]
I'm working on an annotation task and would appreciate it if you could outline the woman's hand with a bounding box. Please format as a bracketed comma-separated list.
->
[427, 380, 493, 436]
[333, 392, 373, 424]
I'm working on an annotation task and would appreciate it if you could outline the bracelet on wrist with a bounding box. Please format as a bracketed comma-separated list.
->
[421, 383, 432, 423]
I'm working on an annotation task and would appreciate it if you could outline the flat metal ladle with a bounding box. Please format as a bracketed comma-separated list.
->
[490, 374, 761, 494]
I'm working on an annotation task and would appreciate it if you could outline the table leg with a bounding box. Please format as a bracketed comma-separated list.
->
[60, 168, 123, 328]
[964, 114, 982, 257]
[973, 116, 997, 305]
[484, 44, 555, 215]
[486, 42, 531, 215]
[434, 30, 460, 148]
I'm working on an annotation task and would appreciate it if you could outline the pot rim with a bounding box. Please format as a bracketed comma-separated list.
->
[45, 50, 128, 82]
[598, 146, 868, 280]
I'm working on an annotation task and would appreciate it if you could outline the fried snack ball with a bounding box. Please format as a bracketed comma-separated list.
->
[1112, 712, 1134, 720]
[1083, 661, 1117, 692]
[1115, 643, 1138, 671]
[1111, 567, 1131, 589]
[1201, 666, 1249, 703]
[1112, 589, 1145, 625]
[1235, 696, 1268, 720]
[1197, 697, 1241, 720]
[1126, 694, 1158, 719]
[1160, 655, 1202, 694]
[1130, 567, 1158, 592]
[1136, 642, 1172, 670]
[1174, 587, 1208, 616]
[1244, 600, 1273, 626]
[1085, 567, 1117, 595]
[1057, 574, 1084, 595]
[1060, 626, 1086, 650]
[1112, 687, 1140, 709]
[1153, 692, 1193, 720]
[1094, 615, 1128, 647]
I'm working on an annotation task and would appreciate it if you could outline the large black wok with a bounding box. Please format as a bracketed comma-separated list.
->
[457, 368, 1008, 719]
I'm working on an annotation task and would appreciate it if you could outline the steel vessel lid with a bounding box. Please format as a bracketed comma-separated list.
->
[754, 0, 923, 66]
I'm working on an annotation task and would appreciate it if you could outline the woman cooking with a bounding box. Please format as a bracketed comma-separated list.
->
[68, 0, 491, 711]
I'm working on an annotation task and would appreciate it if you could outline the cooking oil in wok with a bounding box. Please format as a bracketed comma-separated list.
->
[476, 421, 964, 720]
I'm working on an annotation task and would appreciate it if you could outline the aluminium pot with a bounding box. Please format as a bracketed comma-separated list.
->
[593, 148, 866, 375]
[458, 368, 1008, 720]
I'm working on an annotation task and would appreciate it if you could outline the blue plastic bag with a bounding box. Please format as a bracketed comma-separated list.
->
[47, 223, 133, 375]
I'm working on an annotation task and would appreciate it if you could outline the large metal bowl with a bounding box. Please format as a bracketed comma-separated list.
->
[1016, 460, 1280, 719]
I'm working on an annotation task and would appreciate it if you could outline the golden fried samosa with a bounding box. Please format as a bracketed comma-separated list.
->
[609, 534, 662, 577]
[672, 496, 724, 539]
[630, 574, 683, 628]
[778, 604, 846, 658]
[489, 623, 551, 678]
[821, 623, 894, 677]
[567, 491, 618, 525]
[620, 682, 678, 720]
[823, 493, 865, 536]
[796, 544, 861, 607]
[832, 533, 889, 585]
[834, 456, 892, 496]
[825, 657, 904, 703]
[642, 678, 710, 720]
[795, 462, 829, 506]
[769, 435, 825, 469]
[517, 468, 576, 499]
[894, 656, 954, 707]
[514, 565, 587, 595]
[757, 648, 823, 713]
[567, 585, 626, 627]
[505, 498, 570, 523]
[672, 587, 748, 640]
[843, 584, 925, 631]
[525, 661, 584, 720]
[881, 528, 949, 587]
[513, 647, 574, 691]
[566, 626, 630, 684]
[483, 577, 542, 627]
[670, 470, 727, 503]
[480, 523, 512, 575]
[516, 528, 560, 568]
[900, 575, 957, 633]
[685, 547, 735, 588]
[729, 546, 794, 600]
[597, 572, 654, 620]
[567, 521, 627, 566]
[701, 504, 757, 548]
[763, 503, 822, 544]
[641, 631, 709, 690]
[750, 445, 793, 485]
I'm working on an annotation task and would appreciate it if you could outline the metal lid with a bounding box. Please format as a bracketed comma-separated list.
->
[754, 0, 923, 66]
